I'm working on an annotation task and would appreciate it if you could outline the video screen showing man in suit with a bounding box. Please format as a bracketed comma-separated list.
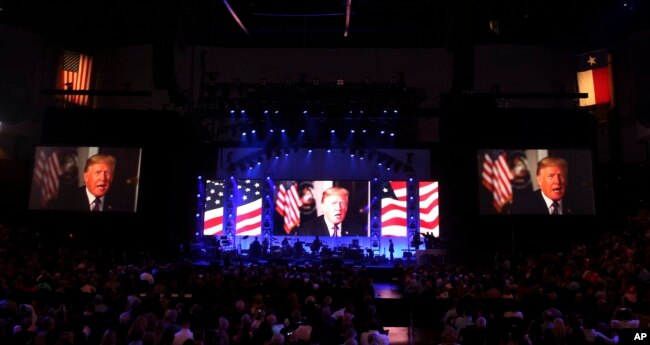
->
[30, 146, 141, 212]
[510, 155, 592, 215]
[479, 149, 595, 215]
[296, 186, 367, 236]
[50, 153, 126, 212]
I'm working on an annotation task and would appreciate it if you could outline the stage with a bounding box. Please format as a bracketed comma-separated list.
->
[189, 236, 447, 275]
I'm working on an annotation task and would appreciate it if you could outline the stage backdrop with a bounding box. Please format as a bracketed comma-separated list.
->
[214, 147, 431, 180]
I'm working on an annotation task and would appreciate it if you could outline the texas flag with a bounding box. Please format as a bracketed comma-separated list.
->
[577, 50, 611, 107]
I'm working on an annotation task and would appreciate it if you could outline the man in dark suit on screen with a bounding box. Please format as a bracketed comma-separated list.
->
[511, 156, 584, 215]
[50, 153, 127, 212]
[296, 186, 366, 236]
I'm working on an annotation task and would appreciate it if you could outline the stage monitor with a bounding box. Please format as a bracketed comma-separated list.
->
[274, 180, 370, 237]
[478, 149, 595, 215]
[28, 146, 142, 212]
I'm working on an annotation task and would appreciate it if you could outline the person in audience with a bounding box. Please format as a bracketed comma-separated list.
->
[360, 320, 389, 345]
[296, 186, 366, 236]
[610, 305, 640, 329]
[582, 317, 619, 344]
[172, 318, 194, 345]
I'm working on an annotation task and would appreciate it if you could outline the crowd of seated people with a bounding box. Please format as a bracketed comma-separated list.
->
[393, 209, 650, 345]
[0, 209, 648, 345]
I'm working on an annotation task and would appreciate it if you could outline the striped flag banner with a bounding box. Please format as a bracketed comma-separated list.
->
[203, 180, 225, 236]
[275, 181, 302, 234]
[234, 179, 263, 236]
[481, 150, 513, 212]
[381, 181, 408, 237]
[419, 181, 439, 237]
[62, 50, 93, 106]
[33, 148, 63, 207]
[577, 50, 611, 107]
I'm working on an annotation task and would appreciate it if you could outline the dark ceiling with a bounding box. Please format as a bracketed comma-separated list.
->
[0, 0, 648, 51]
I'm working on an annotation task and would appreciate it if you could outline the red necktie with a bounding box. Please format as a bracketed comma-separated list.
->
[332, 225, 339, 237]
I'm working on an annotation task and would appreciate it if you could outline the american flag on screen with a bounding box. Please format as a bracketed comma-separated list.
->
[203, 180, 225, 236]
[62, 50, 93, 106]
[234, 179, 263, 236]
[381, 181, 408, 237]
[33, 148, 63, 207]
[481, 150, 513, 212]
[275, 181, 302, 234]
[419, 181, 440, 237]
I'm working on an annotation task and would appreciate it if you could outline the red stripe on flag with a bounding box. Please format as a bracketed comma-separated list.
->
[236, 199, 262, 236]
[592, 67, 611, 105]
[204, 215, 224, 233]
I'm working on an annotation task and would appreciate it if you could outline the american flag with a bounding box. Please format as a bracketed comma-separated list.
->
[234, 179, 263, 236]
[577, 50, 611, 107]
[481, 151, 513, 212]
[381, 181, 408, 237]
[203, 180, 225, 236]
[62, 50, 93, 106]
[419, 181, 440, 237]
[33, 148, 63, 207]
[275, 181, 302, 234]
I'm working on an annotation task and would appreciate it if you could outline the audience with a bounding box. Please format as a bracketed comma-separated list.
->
[0, 209, 648, 345]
